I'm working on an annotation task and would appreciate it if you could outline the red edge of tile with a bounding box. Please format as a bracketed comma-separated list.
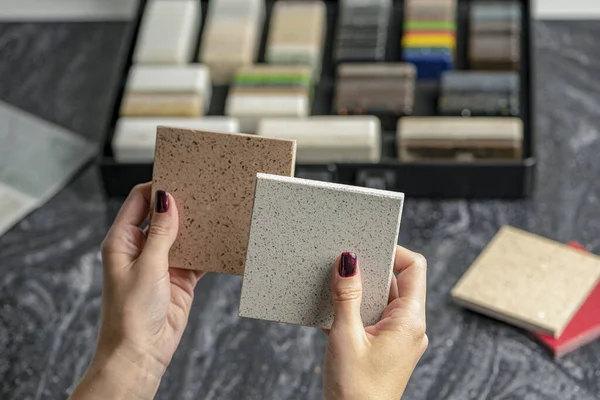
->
[532, 242, 600, 358]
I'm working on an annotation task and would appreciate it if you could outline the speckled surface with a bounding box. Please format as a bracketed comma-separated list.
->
[239, 174, 404, 329]
[152, 127, 296, 274]
[3, 20, 600, 400]
[452, 226, 600, 337]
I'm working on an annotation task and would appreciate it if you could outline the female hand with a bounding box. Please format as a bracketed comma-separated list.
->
[71, 183, 204, 400]
[323, 247, 428, 400]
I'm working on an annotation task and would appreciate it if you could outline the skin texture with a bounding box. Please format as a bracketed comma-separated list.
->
[70, 183, 204, 400]
[323, 248, 429, 400]
[70, 182, 428, 400]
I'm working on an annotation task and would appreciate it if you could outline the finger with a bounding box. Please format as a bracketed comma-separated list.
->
[139, 190, 179, 270]
[101, 183, 152, 267]
[394, 245, 427, 314]
[112, 183, 152, 230]
[388, 274, 399, 303]
[330, 252, 364, 334]
[169, 267, 206, 299]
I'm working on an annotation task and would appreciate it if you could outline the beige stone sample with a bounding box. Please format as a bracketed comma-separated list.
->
[451, 226, 600, 337]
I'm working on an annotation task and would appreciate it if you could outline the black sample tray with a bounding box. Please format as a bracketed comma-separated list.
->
[100, 0, 535, 198]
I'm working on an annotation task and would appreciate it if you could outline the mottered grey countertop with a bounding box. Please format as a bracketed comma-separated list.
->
[0, 21, 599, 400]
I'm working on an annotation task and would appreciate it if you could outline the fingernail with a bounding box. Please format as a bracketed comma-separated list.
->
[155, 190, 169, 213]
[339, 252, 357, 277]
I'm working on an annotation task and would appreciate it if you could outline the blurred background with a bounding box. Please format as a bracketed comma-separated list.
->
[1, 1, 599, 399]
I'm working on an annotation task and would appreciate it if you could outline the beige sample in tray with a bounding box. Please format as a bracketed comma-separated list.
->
[451, 226, 600, 337]
[152, 126, 296, 274]
[398, 117, 523, 161]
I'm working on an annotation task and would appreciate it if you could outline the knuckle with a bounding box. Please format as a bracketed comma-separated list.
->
[413, 252, 428, 270]
[131, 183, 147, 195]
[409, 317, 427, 341]
[147, 223, 171, 238]
[421, 334, 429, 354]
[100, 237, 114, 257]
[333, 285, 362, 303]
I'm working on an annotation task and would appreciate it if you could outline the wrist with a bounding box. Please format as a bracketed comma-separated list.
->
[72, 344, 165, 400]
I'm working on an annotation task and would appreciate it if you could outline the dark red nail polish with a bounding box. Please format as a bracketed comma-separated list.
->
[339, 252, 357, 277]
[155, 190, 169, 213]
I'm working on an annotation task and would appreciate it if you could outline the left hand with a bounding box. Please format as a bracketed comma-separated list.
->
[71, 183, 204, 400]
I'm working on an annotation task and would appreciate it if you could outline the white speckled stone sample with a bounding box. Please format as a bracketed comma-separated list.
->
[239, 173, 404, 329]
[152, 127, 296, 274]
[451, 226, 600, 337]
[133, 0, 200, 64]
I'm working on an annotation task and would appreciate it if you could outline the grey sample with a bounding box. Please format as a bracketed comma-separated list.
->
[440, 71, 520, 93]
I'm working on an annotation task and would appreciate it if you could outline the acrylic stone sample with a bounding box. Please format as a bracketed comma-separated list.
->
[335, 63, 416, 118]
[398, 117, 523, 161]
[200, 0, 264, 84]
[225, 65, 312, 133]
[112, 117, 240, 162]
[266, 0, 326, 81]
[439, 71, 520, 116]
[470, 1, 521, 70]
[451, 226, 600, 338]
[133, 0, 200, 64]
[403, 0, 457, 79]
[335, 0, 391, 62]
[534, 242, 600, 358]
[257, 116, 381, 164]
[152, 127, 296, 274]
[239, 174, 404, 329]
[121, 65, 212, 117]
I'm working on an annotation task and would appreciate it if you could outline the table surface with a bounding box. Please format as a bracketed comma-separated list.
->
[1, 20, 599, 400]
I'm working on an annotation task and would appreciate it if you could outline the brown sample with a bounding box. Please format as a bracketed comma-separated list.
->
[152, 126, 296, 274]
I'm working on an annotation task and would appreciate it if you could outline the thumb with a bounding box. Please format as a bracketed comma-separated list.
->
[330, 252, 364, 332]
[141, 190, 179, 268]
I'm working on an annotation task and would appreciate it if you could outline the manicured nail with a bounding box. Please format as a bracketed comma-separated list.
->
[339, 252, 357, 277]
[155, 190, 169, 213]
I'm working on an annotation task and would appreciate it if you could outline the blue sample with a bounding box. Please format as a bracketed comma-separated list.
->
[403, 48, 454, 80]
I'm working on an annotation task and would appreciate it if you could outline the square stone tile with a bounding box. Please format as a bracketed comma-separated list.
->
[239, 173, 404, 329]
[152, 127, 296, 274]
[451, 226, 600, 337]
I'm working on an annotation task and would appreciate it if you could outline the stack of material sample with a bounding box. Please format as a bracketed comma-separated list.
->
[397, 117, 523, 162]
[470, 1, 521, 70]
[402, 0, 457, 80]
[438, 71, 520, 116]
[200, 0, 264, 84]
[257, 116, 381, 164]
[265, 0, 326, 82]
[114, 0, 225, 164]
[334, 63, 416, 127]
[452, 227, 600, 358]
[225, 65, 312, 133]
[133, 0, 201, 64]
[402, 0, 456, 79]
[335, 0, 391, 62]
[120, 65, 211, 118]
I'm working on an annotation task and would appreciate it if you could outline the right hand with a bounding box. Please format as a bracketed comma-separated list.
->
[323, 246, 429, 400]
